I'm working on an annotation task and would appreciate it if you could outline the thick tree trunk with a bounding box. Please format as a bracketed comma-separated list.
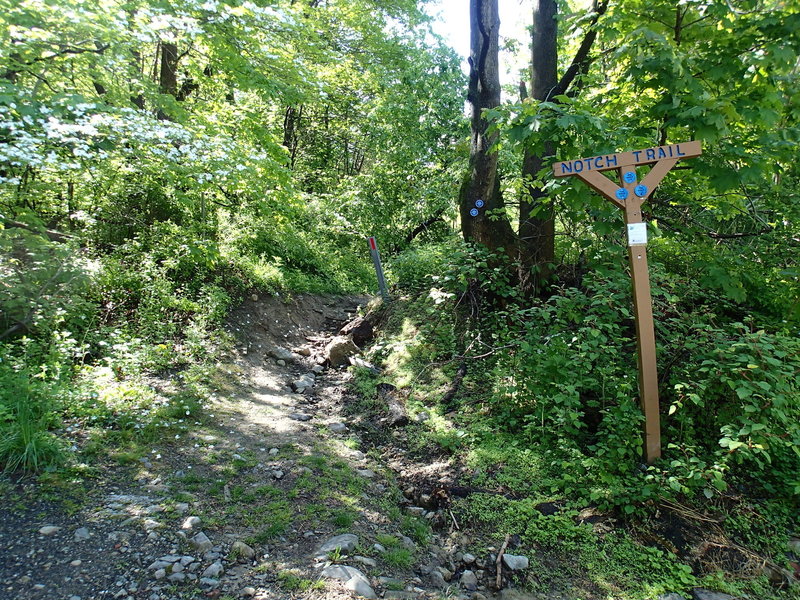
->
[519, 0, 558, 295]
[459, 0, 517, 260]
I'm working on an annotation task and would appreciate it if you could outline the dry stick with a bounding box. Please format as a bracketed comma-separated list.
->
[449, 509, 460, 531]
[495, 533, 511, 590]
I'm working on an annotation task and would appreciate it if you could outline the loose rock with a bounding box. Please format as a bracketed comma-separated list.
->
[502, 554, 529, 570]
[314, 534, 359, 557]
[181, 516, 201, 530]
[289, 413, 313, 422]
[324, 336, 359, 368]
[202, 561, 224, 579]
[267, 346, 294, 362]
[190, 532, 213, 553]
[39, 525, 61, 535]
[460, 570, 478, 591]
[691, 590, 736, 600]
[231, 541, 256, 560]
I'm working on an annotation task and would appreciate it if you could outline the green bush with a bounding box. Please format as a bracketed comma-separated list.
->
[0, 362, 65, 472]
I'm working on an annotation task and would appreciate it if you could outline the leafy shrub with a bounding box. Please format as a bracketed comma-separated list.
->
[0, 229, 95, 344]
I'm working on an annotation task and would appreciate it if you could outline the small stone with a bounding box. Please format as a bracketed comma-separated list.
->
[251, 294, 259, 302]
[69, 596, 81, 600]
[182, 516, 201, 530]
[405, 506, 425, 517]
[167, 572, 185, 583]
[502, 554, 529, 570]
[322, 564, 367, 583]
[691, 590, 736, 600]
[297, 347, 312, 357]
[357, 469, 376, 478]
[311, 364, 324, 374]
[373, 543, 386, 553]
[240, 587, 256, 597]
[272, 470, 285, 480]
[39, 525, 61, 535]
[200, 577, 220, 588]
[73, 527, 90, 541]
[499, 591, 538, 600]
[789, 537, 800, 554]
[429, 570, 447, 588]
[202, 561, 224, 578]
[460, 570, 478, 591]
[353, 555, 377, 568]
[143, 519, 163, 531]
[276, 359, 286, 367]
[190, 532, 213, 553]
[315, 534, 359, 557]
[175, 503, 190, 513]
[462, 552, 476, 564]
[328, 422, 348, 433]
[269, 448, 279, 455]
[289, 413, 312, 422]
[657, 594, 688, 600]
[231, 541, 256, 560]
[70, 560, 82, 567]
[268, 346, 294, 362]
[345, 576, 377, 599]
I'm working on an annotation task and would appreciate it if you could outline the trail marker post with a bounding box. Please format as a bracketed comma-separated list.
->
[367, 236, 390, 301]
[552, 141, 702, 464]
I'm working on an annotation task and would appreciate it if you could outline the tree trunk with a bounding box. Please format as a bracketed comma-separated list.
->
[459, 0, 517, 260]
[157, 42, 179, 120]
[519, 0, 558, 295]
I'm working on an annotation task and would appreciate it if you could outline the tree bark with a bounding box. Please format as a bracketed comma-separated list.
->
[519, 0, 558, 295]
[459, 0, 517, 260]
[157, 42, 179, 120]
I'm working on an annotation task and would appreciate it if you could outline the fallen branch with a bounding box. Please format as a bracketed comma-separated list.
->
[496, 533, 511, 589]
[3, 219, 75, 243]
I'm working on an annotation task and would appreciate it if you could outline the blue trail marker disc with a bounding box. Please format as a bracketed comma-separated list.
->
[635, 184, 648, 197]
[615, 188, 629, 201]
[623, 171, 637, 183]
[469, 208, 479, 217]
[475, 199, 485, 208]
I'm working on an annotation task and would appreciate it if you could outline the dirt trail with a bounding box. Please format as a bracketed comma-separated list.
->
[0, 294, 484, 600]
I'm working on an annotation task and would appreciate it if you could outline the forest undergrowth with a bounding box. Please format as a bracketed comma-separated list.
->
[346, 237, 800, 600]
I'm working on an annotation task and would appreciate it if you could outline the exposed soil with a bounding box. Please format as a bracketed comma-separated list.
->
[1, 293, 795, 600]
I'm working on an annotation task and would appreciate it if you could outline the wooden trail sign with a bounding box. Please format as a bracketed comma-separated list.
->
[552, 141, 702, 464]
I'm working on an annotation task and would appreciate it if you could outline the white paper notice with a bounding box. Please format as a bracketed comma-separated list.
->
[627, 222, 648, 246]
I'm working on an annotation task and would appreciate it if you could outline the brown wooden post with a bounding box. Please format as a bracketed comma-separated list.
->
[552, 141, 702, 464]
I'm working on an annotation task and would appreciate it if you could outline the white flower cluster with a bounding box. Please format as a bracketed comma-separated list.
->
[0, 98, 283, 188]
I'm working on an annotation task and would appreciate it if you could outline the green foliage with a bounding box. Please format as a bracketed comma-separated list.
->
[276, 570, 323, 593]
[0, 363, 65, 472]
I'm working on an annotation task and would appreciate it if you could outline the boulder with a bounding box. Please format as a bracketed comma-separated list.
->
[325, 336, 359, 368]
[339, 316, 374, 347]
